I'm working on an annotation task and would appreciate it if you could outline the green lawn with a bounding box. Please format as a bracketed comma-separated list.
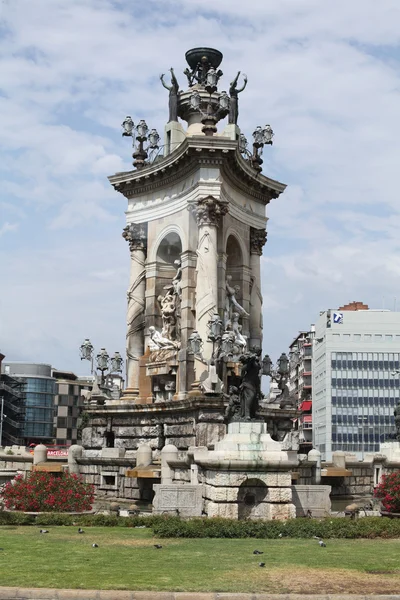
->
[1, 526, 400, 594]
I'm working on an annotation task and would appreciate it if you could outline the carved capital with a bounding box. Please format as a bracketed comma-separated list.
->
[190, 195, 229, 227]
[122, 223, 147, 252]
[250, 227, 267, 255]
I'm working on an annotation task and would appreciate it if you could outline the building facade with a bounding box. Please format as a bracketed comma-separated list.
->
[313, 303, 400, 460]
[288, 329, 314, 453]
[52, 370, 93, 446]
[0, 352, 26, 446]
[1, 362, 56, 445]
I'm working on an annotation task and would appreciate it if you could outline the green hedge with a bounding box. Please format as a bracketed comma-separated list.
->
[152, 516, 400, 539]
[0, 512, 163, 528]
[1, 512, 400, 538]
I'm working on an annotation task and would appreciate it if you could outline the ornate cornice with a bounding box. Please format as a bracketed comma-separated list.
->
[108, 137, 286, 205]
[122, 223, 148, 252]
[190, 195, 229, 226]
[250, 227, 268, 255]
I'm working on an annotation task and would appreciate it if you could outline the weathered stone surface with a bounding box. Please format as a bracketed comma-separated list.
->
[267, 487, 292, 503]
[292, 485, 331, 517]
[195, 422, 226, 448]
[153, 484, 203, 516]
[206, 500, 238, 519]
[164, 423, 194, 436]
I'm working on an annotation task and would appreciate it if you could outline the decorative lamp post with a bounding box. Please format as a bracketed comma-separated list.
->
[189, 87, 230, 137]
[96, 348, 110, 380]
[205, 67, 218, 94]
[263, 124, 274, 145]
[79, 339, 123, 386]
[121, 116, 134, 137]
[80, 338, 94, 362]
[148, 129, 161, 149]
[188, 331, 204, 357]
[239, 133, 248, 155]
[219, 91, 230, 111]
[262, 353, 272, 376]
[122, 117, 160, 169]
[110, 351, 123, 373]
[277, 352, 289, 376]
[250, 124, 275, 172]
[207, 313, 224, 359]
[190, 91, 201, 111]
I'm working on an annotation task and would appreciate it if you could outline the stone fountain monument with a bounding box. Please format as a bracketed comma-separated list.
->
[82, 47, 301, 518]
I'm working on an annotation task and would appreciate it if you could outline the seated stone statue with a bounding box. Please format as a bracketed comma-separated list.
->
[148, 326, 180, 351]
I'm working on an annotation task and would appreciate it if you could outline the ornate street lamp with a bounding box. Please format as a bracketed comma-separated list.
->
[205, 67, 218, 94]
[80, 338, 94, 362]
[110, 351, 123, 373]
[263, 124, 274, 145]
[249, 124, 275, 172]
[189, 88, 230, 137]
[122, 117, 160, 169]
[96, 348, 110, 374]
[79, 339, 123, 387]
[188, 331, 204, 357]
[219, 91, 230, 112]
[262, 353, 272, 376]
[121, 116, 134, 137]
[277, 352, 289, 376]
[239, 133, 248, 155]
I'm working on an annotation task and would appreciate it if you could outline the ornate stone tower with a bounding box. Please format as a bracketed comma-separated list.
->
[110, 47, 286, 407]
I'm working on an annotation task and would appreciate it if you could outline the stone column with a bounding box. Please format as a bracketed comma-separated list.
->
[122, 223, 147, 397]
[191, 196, 228, 362]
[249, 227, 267, 349]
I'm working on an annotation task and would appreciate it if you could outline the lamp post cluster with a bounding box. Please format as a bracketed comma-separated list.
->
[189, 67, 229, 136]
[239, 125, 274, 172]
[188, 314, 240, 363]
[79, 339, 123, 384]
[121, 117, 161, 169]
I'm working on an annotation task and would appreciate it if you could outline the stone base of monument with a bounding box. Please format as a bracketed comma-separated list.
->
[194, 421, 298, 520]
[379, 441, 400, 463]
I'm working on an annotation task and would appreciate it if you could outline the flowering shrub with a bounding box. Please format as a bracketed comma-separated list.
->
[374, 471, 400, 513]
[1, 472, 94, 512]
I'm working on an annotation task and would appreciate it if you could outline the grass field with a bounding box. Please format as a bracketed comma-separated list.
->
[1, 526, 400, 594]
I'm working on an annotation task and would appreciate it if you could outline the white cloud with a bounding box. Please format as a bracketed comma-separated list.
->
[1, 0, 400, 370]
[0, 221, 18, 237]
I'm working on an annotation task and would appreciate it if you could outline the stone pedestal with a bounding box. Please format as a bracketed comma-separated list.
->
[194, 421, 298, 520]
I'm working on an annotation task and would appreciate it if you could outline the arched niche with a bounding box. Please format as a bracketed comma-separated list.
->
[226, 234, 245, 309]
[156, 231, 182, 265]
[152, 231, 183, 334]
[237, 478, 268, 520]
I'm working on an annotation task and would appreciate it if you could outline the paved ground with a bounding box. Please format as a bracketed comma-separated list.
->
[0, 590, 399, 600]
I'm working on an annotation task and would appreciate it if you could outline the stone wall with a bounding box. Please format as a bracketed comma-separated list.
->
[330, 463, 374, 498]
[82, 399, 226, 453]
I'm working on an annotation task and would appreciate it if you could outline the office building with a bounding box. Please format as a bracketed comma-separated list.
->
[313, 302, 399, 461]
[0, 352, 26, 446]
[1, 362, 56, 445]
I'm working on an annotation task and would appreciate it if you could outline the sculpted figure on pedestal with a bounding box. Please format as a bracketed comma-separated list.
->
[239, 347, 262, 420]
[224, 275, 249, 328]
[160, 68, 180, 123]
[148, 326, 180, 351]
[228, 71, 247, 125]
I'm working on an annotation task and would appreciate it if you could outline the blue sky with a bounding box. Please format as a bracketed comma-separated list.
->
[1, 0, 400, 376]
